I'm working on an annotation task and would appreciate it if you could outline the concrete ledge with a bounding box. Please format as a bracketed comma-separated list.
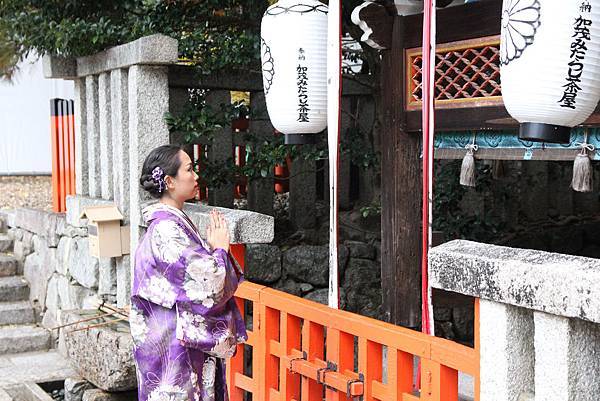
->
[140, 201, 275, 244]
[429, 240, 600, 324]
[77, 34, 178, 77]
[43, 34, 178, 79]
[14, 209, 64, 247]
[43, 55, 77, 79]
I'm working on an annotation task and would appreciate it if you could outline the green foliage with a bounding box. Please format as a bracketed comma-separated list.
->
[165, 90, 380, 190]
[433, 160, 509, 243]
[360, 201, 381, 218]
[340, 126, 380, 170]
[0, 0, 267, 76]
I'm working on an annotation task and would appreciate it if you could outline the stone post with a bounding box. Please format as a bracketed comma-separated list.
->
[111, 68, 131, 307]
[480, 301, 534, 401]
[85, 75, 101, 197]
[337, 96, 352, 210]
[74, 79, 88, 195]
[534, 311, 600, 401]
[110, 69, 130, 221]
[206, 90, 235, 208]
[357, 95, 377, 206]
[247, 91, 274, 216]
[98, 72, 113, 200]
[128, 65, 171, 305]
[289, 157, 317, 229]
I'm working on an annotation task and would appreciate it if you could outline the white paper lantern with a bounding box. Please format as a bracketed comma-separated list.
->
[500, 0, 600, 143]
[261, 0, 328, 144]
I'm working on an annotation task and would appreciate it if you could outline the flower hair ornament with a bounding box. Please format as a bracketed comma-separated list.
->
[151, 166, 166, 193]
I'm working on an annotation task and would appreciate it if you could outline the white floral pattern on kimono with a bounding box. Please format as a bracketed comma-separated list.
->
[183, 253, 226, 308]
[129, 305, 149, 346]
[138, 274, 178, 308]
[147, 384, 188, 401]
[202, 357, 217, 401]
[176, 309, 208, 342]
[151, 220, 190, 264]
[209, 320, 237, 358]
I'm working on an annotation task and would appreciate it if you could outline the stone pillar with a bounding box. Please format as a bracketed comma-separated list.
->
[111, 68, 131, 308]
[357, 95, 376, 206]
[289, 157, 317, 229]
[337, 96, 352, 210]
[206, 90, 235, 208]
[247, 91, 274, 216]
[98, 72, 113, 200]
[534, 312, 600, 401]
[480, 300, 534, 401]
[110, 69, 130, 220]
[74, 79, 88, 196]
[128, 65, 170, 302]
[85, 75, 101, 198]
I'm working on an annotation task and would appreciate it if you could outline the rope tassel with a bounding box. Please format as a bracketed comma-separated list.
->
[460, 142, 478, 187]
[572, 132, 595, 193]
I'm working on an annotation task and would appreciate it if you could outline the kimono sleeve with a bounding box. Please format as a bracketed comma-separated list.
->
[175, 245, 246, 357]
[135, 219, 190, 308]
[178, 247, 241, 309]
[143, 218, 241, 310]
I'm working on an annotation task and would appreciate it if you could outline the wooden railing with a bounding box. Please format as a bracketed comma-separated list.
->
[50, 98, 76, 212]
[228, 276, 480, 401]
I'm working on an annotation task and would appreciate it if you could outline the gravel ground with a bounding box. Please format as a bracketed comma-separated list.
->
[0, 175, 52, 211]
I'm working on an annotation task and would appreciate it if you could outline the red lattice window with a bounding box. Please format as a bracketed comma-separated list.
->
[406, 36, 503, 110]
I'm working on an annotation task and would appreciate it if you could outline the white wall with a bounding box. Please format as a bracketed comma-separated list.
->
[0, 55, 74, 175]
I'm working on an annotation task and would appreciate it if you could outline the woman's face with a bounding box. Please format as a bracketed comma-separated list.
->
[166, 150, 199, 202]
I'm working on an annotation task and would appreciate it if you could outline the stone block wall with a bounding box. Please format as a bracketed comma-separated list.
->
[244, 239, 383, 318]
[1, 208, 110, 335]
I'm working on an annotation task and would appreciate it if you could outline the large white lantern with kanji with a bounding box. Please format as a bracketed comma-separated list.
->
[500, 0, 600, 143]
[261, 0, 328, 144]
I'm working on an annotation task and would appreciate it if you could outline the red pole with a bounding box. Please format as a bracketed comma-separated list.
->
[421, 0, 434, 337]
[50, 99, 60, 212]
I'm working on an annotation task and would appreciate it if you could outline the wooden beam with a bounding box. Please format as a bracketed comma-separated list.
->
[406, 106, 513, 132]
[380, 15, 421, 328]
[402, 0, 503, 48]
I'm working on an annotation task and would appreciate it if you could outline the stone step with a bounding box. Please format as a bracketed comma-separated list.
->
[0, 255, 18, 277]
[0, 325, 51, 354]
[0, 276, 29, 302]
[0, 301, 35, 326]
[0, 234, 12, 253]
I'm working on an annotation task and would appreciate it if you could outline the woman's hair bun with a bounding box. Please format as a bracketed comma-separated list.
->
[139, 145, 183, 199]
[139, 173, 161, 197]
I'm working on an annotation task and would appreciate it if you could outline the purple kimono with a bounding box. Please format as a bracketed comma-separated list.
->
[130, 203, 247, 401]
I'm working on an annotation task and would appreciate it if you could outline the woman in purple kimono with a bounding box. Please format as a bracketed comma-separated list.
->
[130, 145, 247, 401]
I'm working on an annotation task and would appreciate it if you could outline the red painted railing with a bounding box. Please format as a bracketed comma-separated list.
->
[227, 265, 480, 401]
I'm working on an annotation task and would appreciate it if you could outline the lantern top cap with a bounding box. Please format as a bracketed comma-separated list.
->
[264, 0, 328, 16]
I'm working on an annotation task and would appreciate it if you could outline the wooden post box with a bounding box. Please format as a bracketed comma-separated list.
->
[80, 205, 130, 258]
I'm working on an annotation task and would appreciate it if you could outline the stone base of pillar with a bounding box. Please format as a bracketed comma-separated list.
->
[480, 300, 534, 401]
[534, 311, 600, 401]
